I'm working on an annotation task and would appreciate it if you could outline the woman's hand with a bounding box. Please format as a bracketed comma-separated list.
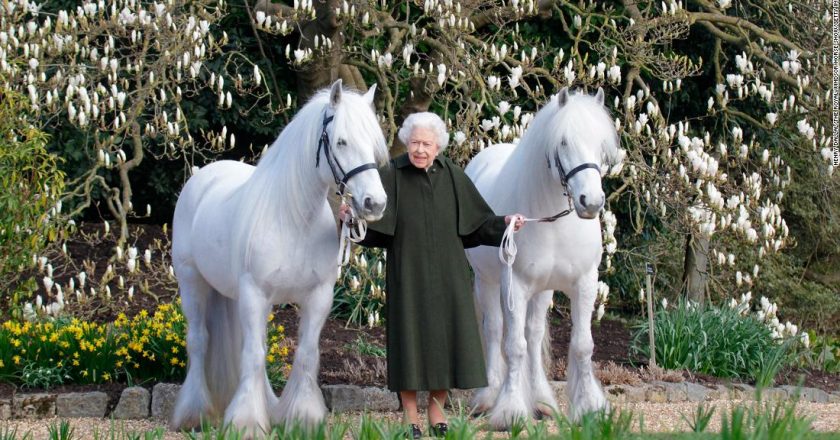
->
[505, 214, 525, 232]
[339, 203, 351, 223]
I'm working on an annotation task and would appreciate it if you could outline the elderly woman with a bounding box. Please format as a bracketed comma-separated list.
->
[341, 112, 524, 438]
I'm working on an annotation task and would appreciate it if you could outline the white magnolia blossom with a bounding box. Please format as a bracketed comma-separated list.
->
[595, 303, 605, 321]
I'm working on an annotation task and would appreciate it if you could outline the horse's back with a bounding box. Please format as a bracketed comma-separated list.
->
[463, 144, 517, 279]
[172, 161, 255, 269]
[464, 143, 516, 210]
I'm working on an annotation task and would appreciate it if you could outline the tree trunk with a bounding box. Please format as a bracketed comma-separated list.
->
[295, 0, 344, 100]
[683, 233, 710, 305]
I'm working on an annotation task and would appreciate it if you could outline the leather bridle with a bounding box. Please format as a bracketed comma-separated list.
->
[541, 141, 600, 221]
[316, 113, 378, 196]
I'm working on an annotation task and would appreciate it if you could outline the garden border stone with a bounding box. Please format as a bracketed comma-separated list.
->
[6, 380, 838, 420]
[56, 391, 109, 418]
[1, 398, 11, 420]
[151, 383, 180, 421]
[12, 393, 56, 418]
[112, 386, 151, 419]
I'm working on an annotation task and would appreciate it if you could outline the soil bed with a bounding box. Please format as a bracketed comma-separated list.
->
[3, 222, 839, 399]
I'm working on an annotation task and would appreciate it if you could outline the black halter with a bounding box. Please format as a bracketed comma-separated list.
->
[316, 114, 378, 196]
[550, 148, 601, 186]
[541, 145, 600, 221]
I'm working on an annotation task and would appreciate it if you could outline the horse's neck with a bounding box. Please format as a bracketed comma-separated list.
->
[506, 147, 571, 219]
[244, 147, 331, 234]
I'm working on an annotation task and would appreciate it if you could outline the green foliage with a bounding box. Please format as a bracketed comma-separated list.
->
[631, 301, 794, 384]
[344, 335, 386, 358]
[0, 301, 289, 386]
[0, 86, 66, 313]
[719, 398, 812, 440]
[755, 254, 840, 335]
[795, 333, 840, 373]
[0, 426, 32, 440]
[683, 405, 716, 433]
[351, 413, 406, 440]
[332, 248, 386, 327]
[47, 420, 75, 440]
[551, 408, 635, 440]
[0, 404, 826, 439]
[19, 361, 71, 389]
[91, 420, 166, 440]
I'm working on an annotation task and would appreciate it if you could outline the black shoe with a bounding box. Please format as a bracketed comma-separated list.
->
[430, 422, 448, 437]
[408, 423, 422, 439]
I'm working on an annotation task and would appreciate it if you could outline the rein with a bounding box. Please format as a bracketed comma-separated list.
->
[498, 149, 600, 311]
[316, 113, 378, 267]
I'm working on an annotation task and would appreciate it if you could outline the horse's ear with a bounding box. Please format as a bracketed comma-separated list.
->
[363, 83, 377, 108]
[558, 87, 570, 107]
[595, 87, 605, 105]
[329, 79, 343, 108]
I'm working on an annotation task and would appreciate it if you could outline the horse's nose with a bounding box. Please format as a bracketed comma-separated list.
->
[580, 193, 605, 209]
[364, 196, 385, 214]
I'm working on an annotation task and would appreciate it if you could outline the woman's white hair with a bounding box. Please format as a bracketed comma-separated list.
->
[398, 112, 449, 151]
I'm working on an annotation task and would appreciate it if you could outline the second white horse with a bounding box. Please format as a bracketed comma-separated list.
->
[465, 87, 623, 429]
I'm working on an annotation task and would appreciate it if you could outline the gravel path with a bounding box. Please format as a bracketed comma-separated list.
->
[3, 401, 839, 439]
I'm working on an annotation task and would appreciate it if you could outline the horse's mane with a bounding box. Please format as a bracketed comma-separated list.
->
[511, 91, 620, 175]
[491, 90, 619, 217]
[230, 88, 388, 277]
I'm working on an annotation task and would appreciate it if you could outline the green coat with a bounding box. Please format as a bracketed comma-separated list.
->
[359, 153, 507, 391]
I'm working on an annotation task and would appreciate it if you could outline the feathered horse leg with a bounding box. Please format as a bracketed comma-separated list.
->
[171, 266, 216, 430]
[488, 268, 531, 430]
[224, 275, 271, 439]
[566, 269, 608, 421]
[271, 282, 331, 427]
[526, 290, 559, 417]
[471, 276, 505, 414]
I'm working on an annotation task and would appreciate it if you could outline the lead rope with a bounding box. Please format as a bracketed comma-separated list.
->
[499, 216, 537, 312]
[498, 198, 576, 312]
[338, 196, 368, 267]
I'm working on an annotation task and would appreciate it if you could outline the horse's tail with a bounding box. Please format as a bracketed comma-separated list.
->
[204, 288, 242, 414]
[542, 316, 553, 375]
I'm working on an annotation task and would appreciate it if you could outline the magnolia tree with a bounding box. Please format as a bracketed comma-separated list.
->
[253, 0, 833, 328]
[0, 0, 281, 244]
[2, 0, 835, 333]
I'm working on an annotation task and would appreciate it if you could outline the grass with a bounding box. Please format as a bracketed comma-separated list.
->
[0, 397, 831, 440]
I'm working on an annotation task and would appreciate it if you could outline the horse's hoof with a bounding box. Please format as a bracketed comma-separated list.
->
[534, 403, 557, 419]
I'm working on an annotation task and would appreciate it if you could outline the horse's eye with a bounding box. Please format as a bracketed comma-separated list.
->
[336, 139, 347, 147]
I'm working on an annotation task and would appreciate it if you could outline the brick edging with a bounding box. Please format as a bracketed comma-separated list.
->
[1, 381, 838, 420]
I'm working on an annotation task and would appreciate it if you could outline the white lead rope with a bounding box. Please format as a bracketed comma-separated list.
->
[499, 216, 540, 312]
[338, 202, 367, 267]
[498, 208, 574, 312]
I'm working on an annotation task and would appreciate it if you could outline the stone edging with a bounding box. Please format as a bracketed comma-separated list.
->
[1, 382, 838, 421]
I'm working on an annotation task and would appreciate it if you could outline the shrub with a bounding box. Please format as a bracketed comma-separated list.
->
[631, 300, 795, 386]
[0, 301, 289, 386]
[0, 86, 66, 314]
[795, 333, 840, 374]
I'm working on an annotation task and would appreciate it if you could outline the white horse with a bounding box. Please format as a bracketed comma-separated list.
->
[465, 87, 622, 429]
[170, 80, 388, 436]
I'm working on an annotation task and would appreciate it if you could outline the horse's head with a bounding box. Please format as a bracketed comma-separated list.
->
[319, 80, 389, 221]
[547, 87, 622, 219]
